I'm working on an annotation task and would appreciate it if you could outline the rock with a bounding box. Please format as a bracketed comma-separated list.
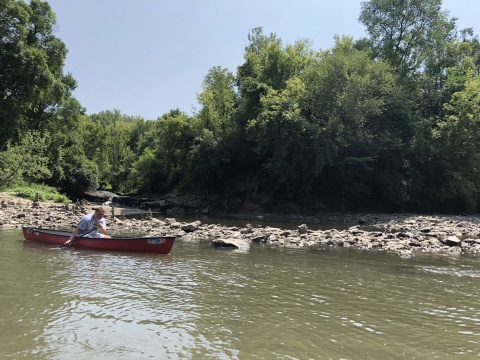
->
[150, 218, 165, 225]
[444, 236, 462, 247]
[240, 225, 253, 234]
[298, 224, 308, 234]
[181, 221, 201, 232]
[251, 235, 267, 243]
[212, 238, 249, 249]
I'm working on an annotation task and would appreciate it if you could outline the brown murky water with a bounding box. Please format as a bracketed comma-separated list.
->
[1, 229, 480, 359]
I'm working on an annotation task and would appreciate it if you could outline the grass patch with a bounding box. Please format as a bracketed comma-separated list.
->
[1, 183, 71, 203]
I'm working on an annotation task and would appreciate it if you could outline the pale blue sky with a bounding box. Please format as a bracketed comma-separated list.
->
[46, 0, 479, 120]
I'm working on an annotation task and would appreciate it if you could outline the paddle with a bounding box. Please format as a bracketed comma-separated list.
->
[60, 226, 98, 248]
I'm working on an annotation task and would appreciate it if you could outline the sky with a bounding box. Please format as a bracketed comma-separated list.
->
[46, 0, 480, 120]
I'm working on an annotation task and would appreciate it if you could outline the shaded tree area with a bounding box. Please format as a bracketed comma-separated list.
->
[2, 0, 480, 214]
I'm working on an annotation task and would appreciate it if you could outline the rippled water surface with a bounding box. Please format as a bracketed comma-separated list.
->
[2, 229, 480, 359]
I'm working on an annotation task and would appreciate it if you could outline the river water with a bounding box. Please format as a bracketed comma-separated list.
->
[1, 229, 480, 359]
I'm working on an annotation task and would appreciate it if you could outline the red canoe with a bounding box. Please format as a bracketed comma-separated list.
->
[22, 227, 175, 254]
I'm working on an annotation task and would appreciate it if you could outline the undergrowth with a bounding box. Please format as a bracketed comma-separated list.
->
[1, 183, 70, 203]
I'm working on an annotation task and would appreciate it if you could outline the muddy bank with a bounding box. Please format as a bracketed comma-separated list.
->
[2, 196, 480, 258]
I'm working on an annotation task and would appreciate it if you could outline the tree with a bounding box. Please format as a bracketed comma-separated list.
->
[247, 76, 339, 205]
[302, 36, 410, 209]
[85, 110, 139, 190]
[42, 97, 86, 188]
[105, 120, 134, 190]
[431, 74, 480, 211]
[127, 147, 164, 194]
[0, 0, 77, 146]
[183, 128, 233, 192]
[235, 28, 318, 199]
[60, 148, 99, 196]
[237, 27, 314, 124]
[154, 109, 194, 188]
[359, 0, 456, 76]
[0, 131, 51, 187]
[196, 66, 237, 136]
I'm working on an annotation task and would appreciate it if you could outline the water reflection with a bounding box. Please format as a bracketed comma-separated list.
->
[2, 230, 480, 359]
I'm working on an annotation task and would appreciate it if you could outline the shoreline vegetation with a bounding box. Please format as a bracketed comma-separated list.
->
[1, 194, 480, 258]
[3, 1, 480, 219]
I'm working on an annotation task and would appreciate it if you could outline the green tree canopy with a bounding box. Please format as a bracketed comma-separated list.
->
[431, 74, 480, 211]
[196, 66, 237, 137]
[0, 0, 77, 147]
[359, 0, 456, 76]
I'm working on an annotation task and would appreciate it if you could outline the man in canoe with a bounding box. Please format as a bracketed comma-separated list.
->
[64, 207, 111, 246]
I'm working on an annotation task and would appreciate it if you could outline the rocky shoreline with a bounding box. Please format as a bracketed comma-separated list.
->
[2, 196, 480, 258]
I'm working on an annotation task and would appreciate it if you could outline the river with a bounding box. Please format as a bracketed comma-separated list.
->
[1, 229, 480, 359]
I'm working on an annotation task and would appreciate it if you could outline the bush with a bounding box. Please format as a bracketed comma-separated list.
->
[60, 150, 99, 196]
[4, 183, 70, 203]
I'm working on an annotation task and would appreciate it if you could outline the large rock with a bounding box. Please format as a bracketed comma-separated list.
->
[212, 238, 249, 249]
[444, 236, 462, 247]
[181, 220, 201, 232]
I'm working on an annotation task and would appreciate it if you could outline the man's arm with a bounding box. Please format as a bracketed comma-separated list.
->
[64, 227, 81, 245]
[97, 222, 107, 234]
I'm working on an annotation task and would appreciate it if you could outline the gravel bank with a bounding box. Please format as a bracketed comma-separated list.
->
[2, 196, 480, 258]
